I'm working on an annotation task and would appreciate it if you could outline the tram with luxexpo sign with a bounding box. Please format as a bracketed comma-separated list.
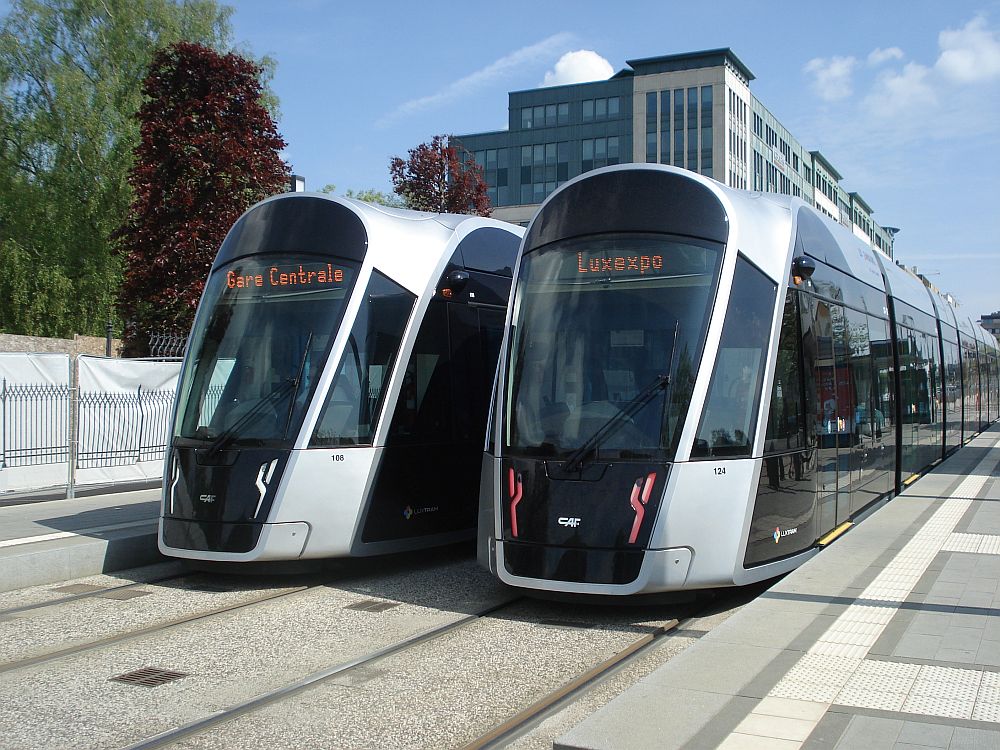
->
[477, 164, 999, 596]
[159, 194, 523, 561]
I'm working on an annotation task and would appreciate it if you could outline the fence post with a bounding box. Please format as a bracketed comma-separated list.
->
[67, 357, 77, 499]
[1, 377, 6, 471]
[136, 384, 145, 464]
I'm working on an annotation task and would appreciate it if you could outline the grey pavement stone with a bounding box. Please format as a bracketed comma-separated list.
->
[836, 715, 903, 748]
[802, 710, 853, 749]
[950, 725, 1000, 749]
[896, 633, 945, 658]
[898, 720, 955, 747]
[553, 686, 743, 750]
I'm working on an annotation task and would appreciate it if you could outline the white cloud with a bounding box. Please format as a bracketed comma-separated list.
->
[377, 33, 574, 128]
[935, 15, 1000, 83]
[864, 61, 937, 118]
[803, 55, 857, 100]
[541, 50, 613, 87]
[868, 47, 904, 66]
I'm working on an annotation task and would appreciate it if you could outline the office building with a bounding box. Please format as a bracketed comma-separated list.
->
[981, 311, 1000, 338]
[454, 48, 896, 257]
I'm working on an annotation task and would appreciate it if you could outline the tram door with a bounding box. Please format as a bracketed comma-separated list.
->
[811, 300, 850, 533]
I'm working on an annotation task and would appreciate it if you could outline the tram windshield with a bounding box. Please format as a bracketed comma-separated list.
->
[504, 234, 723, 463]
[174, 256, 357, 449]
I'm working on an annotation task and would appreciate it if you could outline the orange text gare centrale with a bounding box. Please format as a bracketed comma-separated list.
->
[226, 263, 345, 289]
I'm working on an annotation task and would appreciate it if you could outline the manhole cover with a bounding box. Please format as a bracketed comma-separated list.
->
[110, 667, 188, 687]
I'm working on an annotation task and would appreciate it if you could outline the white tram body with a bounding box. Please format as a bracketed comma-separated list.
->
[479, 164, 999, 595]
[160, 194, 523, 562]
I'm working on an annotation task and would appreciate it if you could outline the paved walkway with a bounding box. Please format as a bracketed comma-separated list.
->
[0, 487, 162, 592]
[557, 424, 1000, 750]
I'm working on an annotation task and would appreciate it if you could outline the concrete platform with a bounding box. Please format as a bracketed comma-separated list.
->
[0, 487, 163, 592]
[557, 424, 1000, 750]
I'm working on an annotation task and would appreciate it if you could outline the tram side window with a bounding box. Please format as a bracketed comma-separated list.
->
[387, 299, 451, 444]
[764, 290, 805, 453]
[311, 272, 415, 446]
[693, 256, 777, 458]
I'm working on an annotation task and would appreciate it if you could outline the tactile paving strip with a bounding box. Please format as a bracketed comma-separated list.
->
[942, 533, 1000, 555]
[729, 442, 1000, 750]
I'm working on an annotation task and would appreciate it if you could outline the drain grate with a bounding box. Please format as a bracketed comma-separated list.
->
[97, 588, 152, 601]
[110, 667, 188, 687]
[345, 599, 400, 613]
[51, 584, 105, 594]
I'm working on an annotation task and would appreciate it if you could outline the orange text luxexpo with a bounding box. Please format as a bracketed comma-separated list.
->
[226, 264, 345, 289]
[577, 252, 663, 275]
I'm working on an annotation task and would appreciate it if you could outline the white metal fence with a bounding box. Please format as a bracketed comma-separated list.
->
[0, 354, 181, 495]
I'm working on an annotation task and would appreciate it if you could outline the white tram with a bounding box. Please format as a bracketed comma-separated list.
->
[160, 194, 523, 561]
[478, 164, 999, 595]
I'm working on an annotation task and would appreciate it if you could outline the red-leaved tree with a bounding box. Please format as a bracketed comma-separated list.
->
[116, 41, 289, 356]
[389, 135, 491, 216]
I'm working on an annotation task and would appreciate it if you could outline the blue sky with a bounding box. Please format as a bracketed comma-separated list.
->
[2, 1, 997, 317]
[225, 0, 1000, 319]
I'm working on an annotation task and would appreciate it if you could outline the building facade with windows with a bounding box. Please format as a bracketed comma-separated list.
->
[454, 48, 896, 257]
[982, 312, 1000, 338]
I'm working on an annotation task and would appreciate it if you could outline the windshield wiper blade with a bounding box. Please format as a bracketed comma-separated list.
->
[561, 373, 670, 474]
[282, 333, 313, 440]
[205, 379, 295, 457]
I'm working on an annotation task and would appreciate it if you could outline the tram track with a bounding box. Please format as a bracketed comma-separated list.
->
[113, 594, 728, 750]
[0, 552, 763, 750]
[123, 597, 524, 750]
[0, 569, 191, 619]
[461, 616, 682, 750]
[0, 578, 321, 675]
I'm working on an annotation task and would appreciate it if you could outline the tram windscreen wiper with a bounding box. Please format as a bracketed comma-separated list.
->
[205, 379, 295, 457]
[281, 333, 313, 440]
[561, 373, 670, 474]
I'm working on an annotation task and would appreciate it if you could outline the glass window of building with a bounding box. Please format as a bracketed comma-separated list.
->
[645, 91, 657, 163]
[583, 99, 594, 122]
[608, 96, 620, 117]
[687, 87, 698, 169]
[521, 108, 532, 129]
[557, 141, 570, 181]
[659, 90, 670, 164]
[596, 97, 607, 118]
[673, 89, 684, 167]
[558, 102, 569, 125]
[545, 103, 556, 125]
[608, 135, 619, 164]
[701, 85, 713, 178]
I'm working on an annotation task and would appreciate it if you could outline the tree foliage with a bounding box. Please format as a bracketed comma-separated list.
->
[115, 41, 289, 356]
[389, 135, 491, 216]
[0, 0, 234, 338]
[320, 184, 404, 208]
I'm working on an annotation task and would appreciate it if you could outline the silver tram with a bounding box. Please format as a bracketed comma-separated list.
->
[160, 194, 523, 561]
[478, 164, 999, 595]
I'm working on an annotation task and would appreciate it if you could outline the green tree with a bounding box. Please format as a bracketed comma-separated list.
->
[319, 184, 405, 208]
[115, 42, 289, 356]
[0, 0, 234, 337]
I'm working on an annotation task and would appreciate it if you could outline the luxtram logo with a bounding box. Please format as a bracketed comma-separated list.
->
[774, 526, 798, 543]
[403, 505, 439, 520]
